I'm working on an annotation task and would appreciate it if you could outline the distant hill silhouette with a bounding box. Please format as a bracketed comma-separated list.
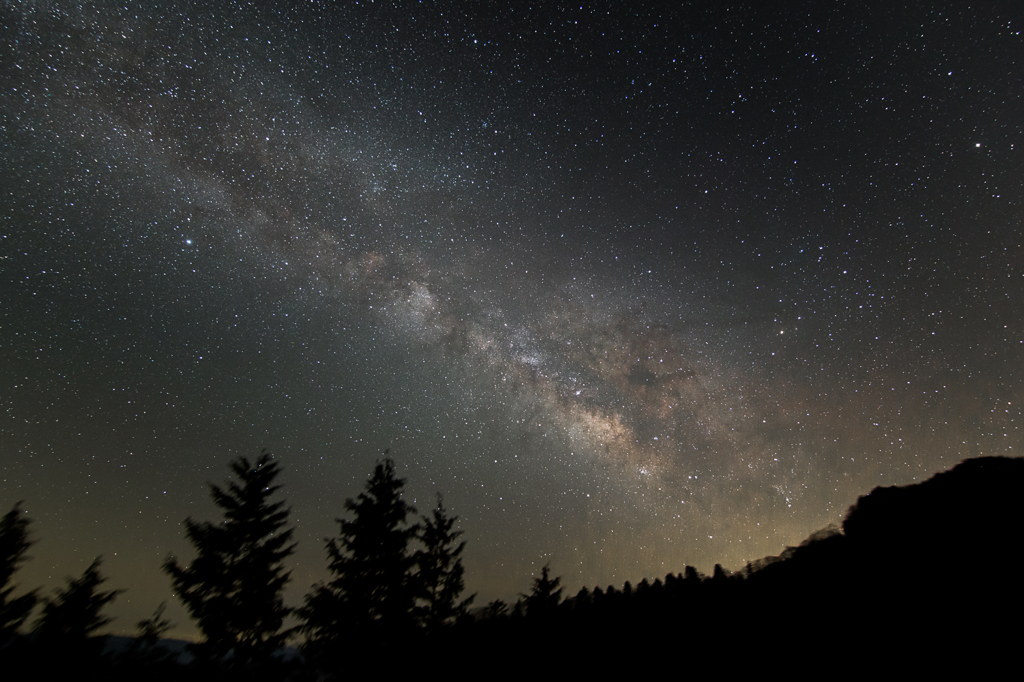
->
[101, 634, 193, 663]
[751, 455, 1024, 574]
[736, 456, 1023, 673]
[458, 456, 1024, 676]
[842, 455, 1023, 562]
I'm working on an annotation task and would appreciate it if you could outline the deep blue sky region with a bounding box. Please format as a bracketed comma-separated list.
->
[1, 1, 1021, 639]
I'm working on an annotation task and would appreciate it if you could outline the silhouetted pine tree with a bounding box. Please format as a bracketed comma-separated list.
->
[415, 494, 474, 631]
[0, 502, 37, 647]
[33, 557, 121, 661]
[522, 564, 562, 618]
[164, 452, 296, 667]
[571, 586, 591, 612]
[299, 458, 418, 664]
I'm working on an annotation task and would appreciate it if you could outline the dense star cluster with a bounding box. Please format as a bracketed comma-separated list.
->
[1, 2, 1021, 639]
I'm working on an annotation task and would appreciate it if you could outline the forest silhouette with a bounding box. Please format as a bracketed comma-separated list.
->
[1, 454, 1021, 679]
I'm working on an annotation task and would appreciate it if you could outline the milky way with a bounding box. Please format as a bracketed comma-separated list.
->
[2, 2, 1021, 638]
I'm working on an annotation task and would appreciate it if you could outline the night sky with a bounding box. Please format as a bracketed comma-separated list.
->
[2, 2, 1021, 639]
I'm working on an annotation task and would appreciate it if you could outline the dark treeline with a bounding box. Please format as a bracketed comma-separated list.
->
[2, 455, 1022, 679]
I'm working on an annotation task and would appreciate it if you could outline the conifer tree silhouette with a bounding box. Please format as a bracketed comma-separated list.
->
[415, 494, 475, 631]
[300, 458, 417, 661]
[164, 452, 296, 667]
[0, 502, 37, 647]
[33, 557, 121, 660]
[522, 564, 563, 618]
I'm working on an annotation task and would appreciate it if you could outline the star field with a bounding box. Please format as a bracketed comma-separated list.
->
[1, 2, 1022, 639]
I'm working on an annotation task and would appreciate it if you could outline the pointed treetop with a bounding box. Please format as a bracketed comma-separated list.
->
[522, 563, 563, 617]
[164, 451, 296, 666]
[299, 456, 420, 663]
[34, 557, 122, 643]
[416, 493, 475, 630]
